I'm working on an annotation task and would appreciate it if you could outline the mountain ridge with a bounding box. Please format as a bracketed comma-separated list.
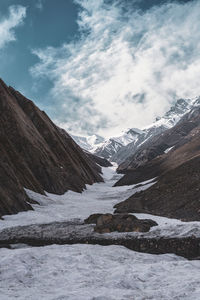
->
[73, 97, 199, 164]
[0, 78, 103, 217]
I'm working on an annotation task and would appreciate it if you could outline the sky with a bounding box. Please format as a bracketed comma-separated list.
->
[0, 0, 199, 138]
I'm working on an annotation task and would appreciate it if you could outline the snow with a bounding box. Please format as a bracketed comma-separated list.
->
[0, 166, 200, 299]
[0, 244, 200, 300]
[111, 128, 141, 147]
[133, 213, 200, 238]
[71, 134, 105, 151]
[164, 146, 174, 153]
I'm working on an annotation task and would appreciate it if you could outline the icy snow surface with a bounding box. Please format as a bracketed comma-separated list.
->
[164, 146, 174, 153]
[0, 244, 200, 300]
[0, 166, 200, 299]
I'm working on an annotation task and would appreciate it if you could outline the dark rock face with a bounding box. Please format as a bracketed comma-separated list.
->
[114, 155, 200, 221]
[84, 151, 112, 167]
[0, 79, 103, 217]
[84, 213, 157, 233]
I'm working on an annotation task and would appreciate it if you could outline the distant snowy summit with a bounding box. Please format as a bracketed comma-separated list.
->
[73, 97, 200, 162]
[72, 134, 105, 152]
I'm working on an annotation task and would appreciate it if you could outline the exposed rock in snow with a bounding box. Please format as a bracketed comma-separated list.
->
[86, 213, 158, 233]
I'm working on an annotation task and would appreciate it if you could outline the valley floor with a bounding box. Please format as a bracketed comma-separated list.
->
[0, 166, 200, 299]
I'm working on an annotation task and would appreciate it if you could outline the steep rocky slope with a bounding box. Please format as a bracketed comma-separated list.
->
[115, 105, 200, 185]
[114, 108, 200, 221]
[84, 151, 112, 167]
[0, 79, 103, 217]
[114, 154, 200, 221]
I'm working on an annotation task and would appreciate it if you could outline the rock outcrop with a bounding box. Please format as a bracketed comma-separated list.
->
[0, 79, 103, 217]
[85, 213, 157, 233]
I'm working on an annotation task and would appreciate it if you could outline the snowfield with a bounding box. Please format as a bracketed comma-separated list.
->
[0, 244, 200, 300]
[0, 166, 200, 299]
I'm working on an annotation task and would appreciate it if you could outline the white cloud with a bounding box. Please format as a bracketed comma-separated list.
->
[31, 0, 200, 137]
[35, 0, 44, 11]
[0, 5, 26, 49]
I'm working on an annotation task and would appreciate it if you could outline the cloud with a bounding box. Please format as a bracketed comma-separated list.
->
[31, 0, 200, 137]
[0, 5, 26, 49]
[35, 0, 44, 12]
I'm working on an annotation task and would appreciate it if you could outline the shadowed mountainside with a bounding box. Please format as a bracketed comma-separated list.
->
[114, 107, 200, 221]
[0, 79, 103, 217]
[115, 106, 200, 186]
[114, 154, 200, 221]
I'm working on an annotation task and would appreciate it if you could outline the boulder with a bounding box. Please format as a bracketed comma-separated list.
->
[84, 213, 157, 234]
[84, 214, 103, 224]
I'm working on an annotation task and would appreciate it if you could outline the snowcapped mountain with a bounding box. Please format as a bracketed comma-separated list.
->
[148, 97, 199, 129]
[94, 128, 144, 160]
[72, 97, 199, 163]
[71, 134, 105, 151]
[94, 97, 199, 162]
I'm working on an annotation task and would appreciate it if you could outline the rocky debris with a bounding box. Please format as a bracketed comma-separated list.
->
[0, 78, 103, 217]
[84, 213, 157, 233]
[0, 221, 199, 259]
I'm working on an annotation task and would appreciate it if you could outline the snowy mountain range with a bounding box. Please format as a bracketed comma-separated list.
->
[71, 134, 105, 151]
[73, 97, 200, 163]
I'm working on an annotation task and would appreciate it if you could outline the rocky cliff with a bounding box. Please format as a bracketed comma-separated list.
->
[0, 79, 103, 217]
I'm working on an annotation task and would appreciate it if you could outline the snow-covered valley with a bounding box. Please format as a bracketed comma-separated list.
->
[0, 166, 200, 299]
[0, 166, 154, 230]
[1, 166, 200, 238]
